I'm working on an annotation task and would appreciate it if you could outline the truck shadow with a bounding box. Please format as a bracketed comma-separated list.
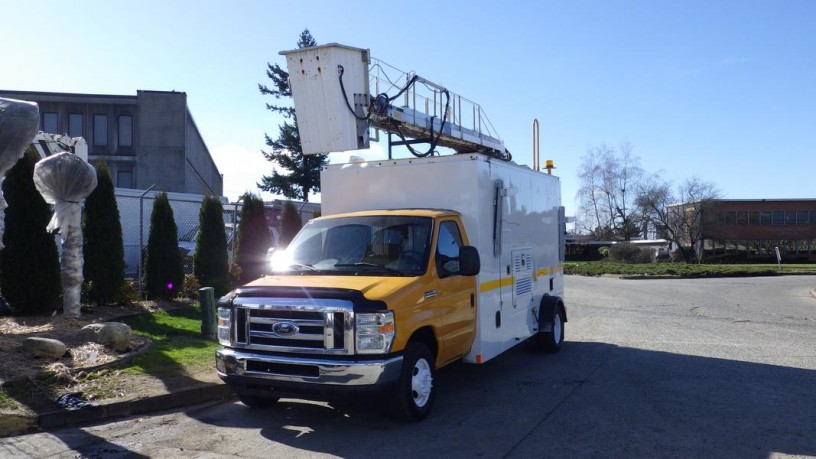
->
[190, 341, 816, 458]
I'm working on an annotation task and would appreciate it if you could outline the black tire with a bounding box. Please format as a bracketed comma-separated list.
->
[389, 342, 436, 422]
[236, 392, 279, 409]
[534, 298, 565, 353]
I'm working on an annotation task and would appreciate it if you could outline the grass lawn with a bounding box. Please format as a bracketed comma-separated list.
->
[119, 304, 219, 377]
[564, 261, 816, 277]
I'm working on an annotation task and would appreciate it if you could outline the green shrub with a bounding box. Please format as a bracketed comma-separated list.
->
[609, 243, 652, 264]
[144, 192, 184, 299]
[0, 148, 61, 315]
[181, 274, 201, 299]
[236, 194, 272, 283]
[83, 163, 125, 306]
[193, 196, 229, 297]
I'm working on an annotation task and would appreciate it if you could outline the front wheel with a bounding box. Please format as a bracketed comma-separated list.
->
[390, 342, 436, 422]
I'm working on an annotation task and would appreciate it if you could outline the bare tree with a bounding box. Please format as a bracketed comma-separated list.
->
[637, 176, 721, 263]
[575, 141, 644, 240]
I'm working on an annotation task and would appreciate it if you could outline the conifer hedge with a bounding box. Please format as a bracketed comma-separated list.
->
[280, 201, 302, 247]
[144, 192, 184, 299]
[83, 163, 125, 306]
[236, 194, 271, 283]
[0, 148, 61, 315]
[194, 196, 229, 297]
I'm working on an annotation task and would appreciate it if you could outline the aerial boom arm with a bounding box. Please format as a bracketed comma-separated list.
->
[281, 43, 509, 159]
[32, 132, 88, 161]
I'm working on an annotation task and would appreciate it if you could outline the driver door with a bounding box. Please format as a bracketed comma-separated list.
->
[430, 219, 477, 364]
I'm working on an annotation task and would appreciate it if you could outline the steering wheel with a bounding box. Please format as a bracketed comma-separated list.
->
[399, 250, 424, 270]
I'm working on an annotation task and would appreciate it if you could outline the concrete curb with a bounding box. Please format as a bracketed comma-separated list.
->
[2, 382, 234, 437]
[38, 382, 235, 430]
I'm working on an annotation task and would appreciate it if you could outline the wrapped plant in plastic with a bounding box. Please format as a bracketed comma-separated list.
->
[0, 98, 40, 249]
[34, 152, 98, 318]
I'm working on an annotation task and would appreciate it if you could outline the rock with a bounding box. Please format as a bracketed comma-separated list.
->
[78, 322, 132, 353]
[23, 337, 67, 358]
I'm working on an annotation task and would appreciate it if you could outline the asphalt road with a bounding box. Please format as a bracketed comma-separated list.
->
[4, 275, 816, 458]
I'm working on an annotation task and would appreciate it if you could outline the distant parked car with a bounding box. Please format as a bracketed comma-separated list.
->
[178, 223, 236, 271]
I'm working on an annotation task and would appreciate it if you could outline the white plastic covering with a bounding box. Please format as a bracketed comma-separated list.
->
[33, 152, 97, 318]
[0, 98, 40, 249]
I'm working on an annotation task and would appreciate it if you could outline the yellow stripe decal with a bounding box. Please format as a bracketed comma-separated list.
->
[536, 264, 564, 278]
[479, 264, 563, 293]
[479, 277, 514, 292]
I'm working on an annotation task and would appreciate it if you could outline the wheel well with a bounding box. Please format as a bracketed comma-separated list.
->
[540, 295, 567, 322]
[408, 326, 438, 358]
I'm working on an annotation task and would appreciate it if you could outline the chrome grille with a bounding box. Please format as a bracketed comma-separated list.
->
[232, 297, 353, 355]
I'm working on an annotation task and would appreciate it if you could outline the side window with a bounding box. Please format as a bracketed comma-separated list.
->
[436, 221, 463, 275]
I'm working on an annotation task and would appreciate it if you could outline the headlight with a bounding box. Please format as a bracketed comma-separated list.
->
[217, 308, 231, 346]
[356, 312, 395, 354]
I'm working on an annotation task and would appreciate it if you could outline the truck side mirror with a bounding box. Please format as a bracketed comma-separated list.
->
[459, 246, 480, 276]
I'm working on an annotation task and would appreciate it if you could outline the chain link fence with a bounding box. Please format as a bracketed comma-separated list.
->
[114, 189, 321, 282]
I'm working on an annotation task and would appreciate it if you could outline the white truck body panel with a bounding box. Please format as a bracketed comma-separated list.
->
[321, 154, 564, 363]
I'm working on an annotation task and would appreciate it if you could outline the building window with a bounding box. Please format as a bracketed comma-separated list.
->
[811, 211, 816, 225]
[798, 211, 810, 225]
[749, 211, 759, 225]
[724, 212, 736, 225]
[118, 115, 133, 146]
[761, 211, 772, 225]
[785, 211, 796, 225]
[772, 211, 785, 225]
[42, 112, 57, 133]
[68, 114, 83, 137]
[93, 115, 108, 146]
[737, 211, 748, 225]
[117, 170, 133, 189]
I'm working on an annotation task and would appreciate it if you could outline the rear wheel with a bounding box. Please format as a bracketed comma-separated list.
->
[543, 309, 565, 353]
[535, 298, 565, 353]
[390, 342, 436, 422]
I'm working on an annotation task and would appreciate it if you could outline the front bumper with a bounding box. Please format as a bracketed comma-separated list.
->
[216, 347, 403, 387]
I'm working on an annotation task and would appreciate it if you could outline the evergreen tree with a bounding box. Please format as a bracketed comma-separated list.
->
[236, 194, 271, 283]
[0, 148, 61, 315]
[83, 163, 125, 306]
[194, 196, 229, 297]
[258, 28, 328, 202]
[144, 192, 184, 299]
[280, 201, 302, 247]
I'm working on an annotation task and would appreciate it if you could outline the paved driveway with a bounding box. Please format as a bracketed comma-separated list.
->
[4, 276, 815, 458]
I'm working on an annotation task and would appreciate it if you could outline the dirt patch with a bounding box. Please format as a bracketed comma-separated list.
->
[0, 300, 216, 417]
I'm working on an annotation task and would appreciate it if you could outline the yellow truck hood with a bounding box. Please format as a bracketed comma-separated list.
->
[243, 274, 424, 303]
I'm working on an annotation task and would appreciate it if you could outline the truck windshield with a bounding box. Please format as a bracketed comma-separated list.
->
[270, 216, 433, 276]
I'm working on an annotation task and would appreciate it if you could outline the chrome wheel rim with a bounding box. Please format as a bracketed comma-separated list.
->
[411, 357, 433, 407]
[553, 312, 562, 343]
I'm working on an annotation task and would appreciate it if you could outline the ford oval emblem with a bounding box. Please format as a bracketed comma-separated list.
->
[272, 321, 299, 336]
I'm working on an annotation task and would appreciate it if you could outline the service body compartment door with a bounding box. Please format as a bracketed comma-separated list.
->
[511, 249, 534, 310]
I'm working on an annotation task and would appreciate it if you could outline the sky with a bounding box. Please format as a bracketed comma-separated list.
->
[2, 0, 814, 218]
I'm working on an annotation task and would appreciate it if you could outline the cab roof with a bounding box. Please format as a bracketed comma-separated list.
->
[316, 208, 461, 220]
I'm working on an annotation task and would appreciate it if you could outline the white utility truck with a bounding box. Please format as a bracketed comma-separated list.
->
[216, 44, 567, 421]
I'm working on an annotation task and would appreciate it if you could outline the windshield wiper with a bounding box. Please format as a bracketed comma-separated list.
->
[287, 263, 317, 271]
[333, 262, 405, 275]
